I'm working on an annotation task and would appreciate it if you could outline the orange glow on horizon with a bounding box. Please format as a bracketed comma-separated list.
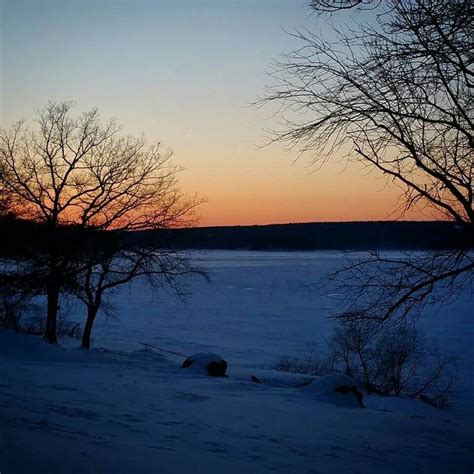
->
[177, 150, 441, 227]
[193, 195, 437, 227]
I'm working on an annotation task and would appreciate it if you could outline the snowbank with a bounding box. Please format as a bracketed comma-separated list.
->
[301, 374, 363, 407]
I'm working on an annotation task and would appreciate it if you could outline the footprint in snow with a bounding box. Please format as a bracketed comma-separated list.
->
[118, 414, 144, 422]
[206, 442, 229, 454]
[48, 405, 100, 420]
[174, 391, 210, 402]
[145, 445, 176, 452]
[49, 384, 78, 392]
[88, 439, 112, 447]
[155, 420, 184, 426]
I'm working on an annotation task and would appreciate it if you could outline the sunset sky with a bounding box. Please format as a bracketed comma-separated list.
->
[0, 0, 432, 226]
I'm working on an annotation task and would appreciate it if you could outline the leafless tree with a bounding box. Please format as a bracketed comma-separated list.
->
[309, 0, 381, 12]
[74, 239, 204, 350]
[262, 0, 473, 322]
[0, 102, 201, 343]
[328, 317, 458, 405]
[319, 250, 473, 322]
[274, 316, 457, 405]
[0, 162, 13, 218]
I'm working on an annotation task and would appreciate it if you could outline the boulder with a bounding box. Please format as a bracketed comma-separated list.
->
[182, 353, 228, 377]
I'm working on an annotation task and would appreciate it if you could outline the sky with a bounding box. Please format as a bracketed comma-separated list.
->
[0, 0, 432, 226]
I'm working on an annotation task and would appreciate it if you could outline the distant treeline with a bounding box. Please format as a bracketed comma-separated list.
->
[0, 217, 113, 259]
[141, 221, 473, 251]
[1, 218, 472, 256]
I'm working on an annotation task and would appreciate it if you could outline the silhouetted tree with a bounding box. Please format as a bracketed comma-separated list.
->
[262, 0, 473, 321]
[328, 316, 457, 405]
[0, 162, 13, 219]
[0, 102, 201, 343]
[310, 0, 381, 12]
[74, 241, 201, 349]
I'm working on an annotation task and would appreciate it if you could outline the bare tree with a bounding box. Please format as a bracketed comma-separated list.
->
[319, 249, 473, 321]
[327, 316, 381, 391]
[74, 237, 204, 350]
[309, 0, 381, 12]
[262, 0, 473, 322]
[328, 317, 458, 405]
[0, 162, 14, 218]
[0, 102, 201, 343]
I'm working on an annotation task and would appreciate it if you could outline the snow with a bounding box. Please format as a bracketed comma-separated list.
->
[301, 374, 362, 407]
[1, 251, 473, 473]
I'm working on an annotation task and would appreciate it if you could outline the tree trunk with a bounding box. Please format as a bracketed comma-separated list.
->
[45, 225, 60, 344]
[81, 305, 99, 350]
[357, 348, 372, 394]
[44, 282, 60, 344]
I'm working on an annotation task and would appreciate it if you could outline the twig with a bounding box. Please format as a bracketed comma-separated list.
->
[140, 342, 189, 359]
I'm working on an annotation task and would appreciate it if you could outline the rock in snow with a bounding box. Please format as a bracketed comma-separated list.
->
[182, 353, 228, 377]
[302, 374, 364, 407]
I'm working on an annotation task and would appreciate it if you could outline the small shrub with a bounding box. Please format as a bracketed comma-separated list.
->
[275, 355, 301, 373]
[20, 311, 82, 339]
[0, 291, 38, 331]
[328, 316, 458, 407]
[275, 342, 329, 376]
[1, 291, 82, 339]
[275, 317, 458, 407]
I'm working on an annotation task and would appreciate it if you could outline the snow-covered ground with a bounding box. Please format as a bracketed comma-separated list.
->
[1, 251, 473, 473]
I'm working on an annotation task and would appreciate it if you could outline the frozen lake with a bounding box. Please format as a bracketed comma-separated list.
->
[85, 250, 342, 364]
[75, 251, 473, 394]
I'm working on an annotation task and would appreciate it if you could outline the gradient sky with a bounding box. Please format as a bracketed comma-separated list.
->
[0, 0, 432, 226]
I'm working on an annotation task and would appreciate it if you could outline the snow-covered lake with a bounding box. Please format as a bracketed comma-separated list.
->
[85, 250, 473, 384]
[85, 250, 343, 364]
